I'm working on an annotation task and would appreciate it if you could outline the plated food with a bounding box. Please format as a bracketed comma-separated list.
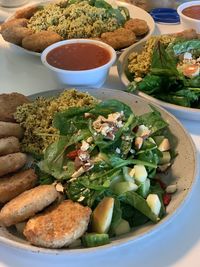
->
[0, 88, 197, 253]
[118, 29, 200, 120]
[0, 0, 154, 54]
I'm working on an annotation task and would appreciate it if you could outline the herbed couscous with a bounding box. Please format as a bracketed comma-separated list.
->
[28, 1, 123, 39]
[14, 89, 98, 156]
[128, 35, 176, 78]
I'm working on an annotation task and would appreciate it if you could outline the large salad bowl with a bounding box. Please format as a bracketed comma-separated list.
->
[0, 88, 198, 254]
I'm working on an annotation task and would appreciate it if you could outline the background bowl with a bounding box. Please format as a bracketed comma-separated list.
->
[118, 40, 200, 121]
[0, 0, 28, 7]
[41, 39, 116, 88]
[177, 1, 200, 33]
[4, 1, 155, 57]
[0, 88, 198, 255]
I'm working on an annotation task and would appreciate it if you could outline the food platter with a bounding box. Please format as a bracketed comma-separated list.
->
[0, 88, 198, 254]
[4, 0, 155, 56]
[118, 39, 200, 121]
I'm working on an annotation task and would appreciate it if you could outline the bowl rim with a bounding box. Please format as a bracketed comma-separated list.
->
[41, 39, 117, 74]
[177, 0, 200, 22]
[117, 39, 200, 117]
[0, 88, 198, 255]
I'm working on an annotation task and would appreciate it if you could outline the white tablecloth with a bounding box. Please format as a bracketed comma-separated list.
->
[0, 3, 200, 266]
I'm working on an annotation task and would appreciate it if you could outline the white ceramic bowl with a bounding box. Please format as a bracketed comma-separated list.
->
[0, 0, 28, 7]
[177, 1, 200, 33]
[118, 40, 200, 121]
[41, 39, 116, 88]
[0, 88, 198, 254]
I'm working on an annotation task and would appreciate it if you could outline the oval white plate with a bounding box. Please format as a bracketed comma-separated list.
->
[118, 40, 200, 121]
[5, 0, 155, 56]
[0, 88, 198, 255]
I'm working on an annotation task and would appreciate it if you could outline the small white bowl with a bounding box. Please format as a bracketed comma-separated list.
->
[41, 39, 116, 88]
[177, 1, 200, 33]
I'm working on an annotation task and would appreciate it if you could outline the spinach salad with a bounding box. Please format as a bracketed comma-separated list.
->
[127, 39, 200, 108]
[35, 98, 176, 247]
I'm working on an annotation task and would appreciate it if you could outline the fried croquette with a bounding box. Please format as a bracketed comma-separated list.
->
[0, 152, 27, 177]
[0, 169, 37, 203]
[0, 137, 20, 156]
[22, 31, 63, 52]
[0, 185, 58, 227]
[1, 26, 33, 45]
[124, 18, 149, 36]
[14, 6, 39, 19]
[23, 200, 91, 248]
[0, 18, 28, 33]
[101, 28, 136, 50]
[0, 121, 24, 139]
[0, 92, 30, 123]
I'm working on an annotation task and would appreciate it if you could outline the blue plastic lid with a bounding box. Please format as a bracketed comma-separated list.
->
[150, 8, 180, 24]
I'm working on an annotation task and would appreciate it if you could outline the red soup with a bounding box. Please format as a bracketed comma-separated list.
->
[182, 5, 200, 20]
[46, 43, 111, 71]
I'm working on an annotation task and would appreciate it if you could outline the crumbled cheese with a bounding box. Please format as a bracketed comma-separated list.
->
[184, 52, 192, 60]
[116, 147, 121, 154]
[81, 140, 90, 151]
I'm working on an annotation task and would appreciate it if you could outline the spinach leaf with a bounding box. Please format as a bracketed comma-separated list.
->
[119, 191, 158, 222]
[121, 203, 149, 227]
[169, 40, 200, 55]
[138, 107, 168, 134]
[151, 42, 179, 77]
[53, 106, 91, 135]
[38, 137, 75, 180]
[90, 99, 133, 118]
[108, 154, 157, 169]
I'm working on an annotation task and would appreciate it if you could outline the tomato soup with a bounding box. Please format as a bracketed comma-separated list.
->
[182, 5, 200, 20]
[46, 43, 111, 71]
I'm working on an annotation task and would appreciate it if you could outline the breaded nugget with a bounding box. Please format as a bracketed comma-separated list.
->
[0, 152, 27, 177]
[0, 18, 28, 33]
[0, 92, 29, 123]
[23, 200, 91, 248]
[0, 169, 37, 203]
[0, 121, 24, 139]
[0, 185, 58, 227]
[124, 18, 149, 36]
[22, 31, 63, 52]
[1, 26, 33, 45]
[0, 137, 20, 156]
[101, 28, 136, 50]
[14, 6, 39, 19]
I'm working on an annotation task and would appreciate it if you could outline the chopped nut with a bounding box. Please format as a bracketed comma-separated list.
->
[135, 137, 143, 150]
[71, 166, 85, 178]
[86, 136, 93, 143]
[84, 113, 92, 118]
[166, 184, 177, 194]
[55, 183, 64, 193]
[158, 138, 170, 152]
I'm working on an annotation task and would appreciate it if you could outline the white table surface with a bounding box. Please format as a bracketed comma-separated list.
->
[0, 3, 200, 266]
